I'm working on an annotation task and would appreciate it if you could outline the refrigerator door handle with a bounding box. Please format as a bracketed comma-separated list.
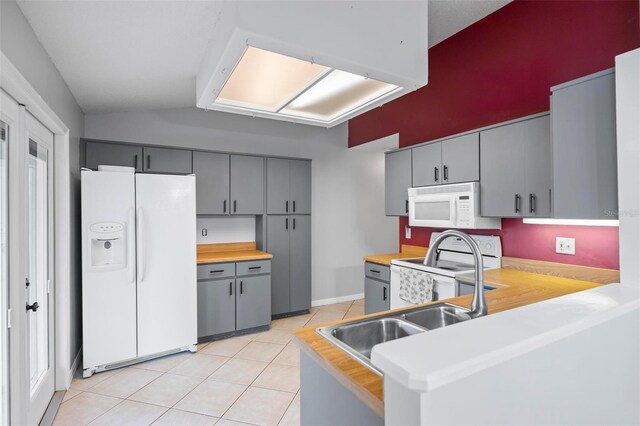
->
[128, 207, 136, 285]
[137, 206, 145, 282]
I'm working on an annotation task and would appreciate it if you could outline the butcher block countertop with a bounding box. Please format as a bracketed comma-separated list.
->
[197, 242, 272, 264]
[293, 266, 609, 417]
[363, 244, 428, 266]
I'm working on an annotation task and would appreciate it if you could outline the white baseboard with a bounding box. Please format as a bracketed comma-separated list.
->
[65, 346, 82, 388]
[312, 293, 364, 307]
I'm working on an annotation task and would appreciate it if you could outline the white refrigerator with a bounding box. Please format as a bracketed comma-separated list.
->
[81, 168, 197, 376]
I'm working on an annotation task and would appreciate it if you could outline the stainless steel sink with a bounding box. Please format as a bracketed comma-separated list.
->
[400, 304, 471, 330]
[317, 303, 472, 375]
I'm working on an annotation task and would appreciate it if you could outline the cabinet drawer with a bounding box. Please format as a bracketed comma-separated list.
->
[236, 260, 271, 276]
[197, 263, 235, 280]
[364, 262, 390, 282]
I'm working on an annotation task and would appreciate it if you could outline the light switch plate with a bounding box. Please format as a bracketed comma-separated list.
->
[405, 226, 411, 239]
[556, 237, 575, 255]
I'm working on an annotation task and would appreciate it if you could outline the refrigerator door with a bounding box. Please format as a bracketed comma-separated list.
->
[81, 170, 137, 369]
[136, 174, 197, 356]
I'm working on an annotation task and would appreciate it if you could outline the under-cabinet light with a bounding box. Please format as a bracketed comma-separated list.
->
[523, 219, 619, 227]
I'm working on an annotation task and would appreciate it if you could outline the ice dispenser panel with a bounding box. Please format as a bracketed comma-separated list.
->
[89, 222, 126, 270]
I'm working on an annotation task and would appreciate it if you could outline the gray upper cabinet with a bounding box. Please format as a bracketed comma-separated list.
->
[412, 142, 441, 187]
[290, 160, 311, 214]
[441, 134, 480, 184]
[197, 279, 236, 338]
[480, 115, 551, 218]
[85, 141, 143, 171]
[143, 147, 193, 174]
[267, 158, 290, 214]
[193, 152, 230, 215]
[385, 150, 412, 216]
[551, 69, 617, 219]
[290, 215, 311, 312]
[230, 155, 265, 215]
[267, 216, 291, 315]
[236, 275, 271, 330]
[267, 158, 312, 215]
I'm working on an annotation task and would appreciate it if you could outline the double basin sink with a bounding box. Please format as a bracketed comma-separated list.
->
[317, 303, 472, 375]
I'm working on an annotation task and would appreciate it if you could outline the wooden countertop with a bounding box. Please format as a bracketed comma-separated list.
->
[363, 244, 428, 266]
[293, 267, 606, 417]
[197, 242, 272, 264]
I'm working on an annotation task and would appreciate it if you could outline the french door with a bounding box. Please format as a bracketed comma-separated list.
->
[1, 89, 56, 425]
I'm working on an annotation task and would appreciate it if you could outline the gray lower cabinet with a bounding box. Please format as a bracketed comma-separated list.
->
[85, 141, 143, 171]
[266, 158, 312, 215]
[236, 275, 271, 330]
[551, 69, 617, 219]
[230, 155, 264, 214]
[385, 149, 412, 216]
[480, 115, 551, 218]
[412, 142, 441, 187]
[143, 146, 193, 174]
[364, 277, 389, 315]
[197, 260, 271, 340]
[193, 152, 230, 215]
[267, 215, 311, 315]
[197, 279, 236, 337]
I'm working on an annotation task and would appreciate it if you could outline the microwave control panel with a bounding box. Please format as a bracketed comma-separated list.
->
[457, 195, 471, 227]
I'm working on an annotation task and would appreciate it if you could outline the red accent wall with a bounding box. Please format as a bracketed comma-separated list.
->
[348, 0, 640, 270]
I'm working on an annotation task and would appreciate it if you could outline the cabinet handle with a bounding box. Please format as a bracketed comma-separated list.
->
[240, 281, 244, 294]
[293, 201, 296, 212]
[229, 282, 233, 296]
[147, 155, 151, 169]
[223, 200, 227, 213]
[515, 194, 521, 213]
[383, 287, 387, 301]
[26, 302, 39, 312]
[529, 193, 536, 213]
[286, 201, 288, 213]
[405, 200, 409, 213]
[233, 200, 237, 213]
[134, 154, 138, 169]
[370, 269, 380, 274]
[443, 165, 448, 182]
[285, 218, 288, 230]
[210, 269, 224, 273]
[248, 266, 261, 270]
[293, 218, 296, 230]
[434, 166, 439, 182]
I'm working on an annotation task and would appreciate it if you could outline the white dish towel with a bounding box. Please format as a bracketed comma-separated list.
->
[399, 268, 435, 305]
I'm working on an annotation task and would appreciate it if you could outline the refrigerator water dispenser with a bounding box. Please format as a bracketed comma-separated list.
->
[89, 222, 126, 269]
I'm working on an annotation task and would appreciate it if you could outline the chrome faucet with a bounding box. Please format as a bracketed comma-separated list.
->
[424, 229, 487, 318]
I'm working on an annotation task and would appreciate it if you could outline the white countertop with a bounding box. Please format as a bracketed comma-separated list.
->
[370, 284, 640, 392]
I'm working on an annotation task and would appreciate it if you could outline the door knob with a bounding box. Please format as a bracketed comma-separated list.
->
[26, 302, 39, 312]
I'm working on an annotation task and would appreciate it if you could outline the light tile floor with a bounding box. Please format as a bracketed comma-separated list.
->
[55, 299, 364, 426]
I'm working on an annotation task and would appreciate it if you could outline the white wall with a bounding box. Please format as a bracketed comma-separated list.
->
[85, 108, 398, 302]
[1, 0, 84, 377]
[197, 217, 255, 245]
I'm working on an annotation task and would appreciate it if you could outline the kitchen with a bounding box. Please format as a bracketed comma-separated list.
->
[0, 1, 638, 425]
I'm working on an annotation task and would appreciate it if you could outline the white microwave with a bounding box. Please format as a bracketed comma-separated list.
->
[408, 182, 501, 229]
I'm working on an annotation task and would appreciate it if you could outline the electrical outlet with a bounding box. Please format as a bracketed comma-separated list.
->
[405, 226, 411, 239]
[556, 237, 575, 255]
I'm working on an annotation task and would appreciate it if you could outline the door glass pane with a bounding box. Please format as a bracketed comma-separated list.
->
[27, 139, 49, 394]
[0, 121, 8, 424]
[415, 201, 451, 221]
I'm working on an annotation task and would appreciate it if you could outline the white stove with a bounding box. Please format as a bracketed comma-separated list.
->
[390, 232, 502, 309]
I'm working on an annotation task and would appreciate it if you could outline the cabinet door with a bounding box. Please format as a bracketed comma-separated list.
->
[193, 152, 230, 215]
[143, 147, 193, 174]
[290, 160, 312, 214]
[523, 116, 552, 217]
[441, 133, 479, 184]
[236, 275, 271, 330]
[480, 124, 525, 217]
[267, 216, 290, 315]
[267, 158, 290, 214]
[290, 215, 311, 312]
[85, 141, 143, 171]
[412, 142, 442, 187]
[551, 71, 617, 219]
[385, 150, 412, 216]
[364, 277, 389, 315]
[197, 279, 236, 338]
[230, 155, 265, 214]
